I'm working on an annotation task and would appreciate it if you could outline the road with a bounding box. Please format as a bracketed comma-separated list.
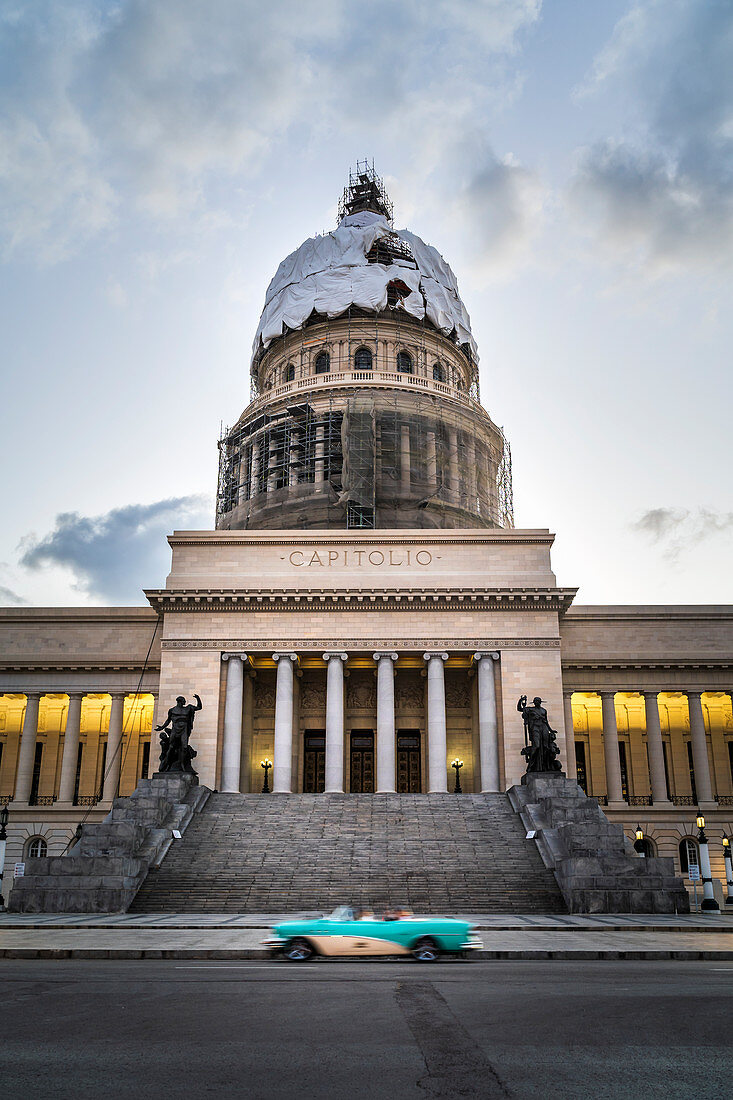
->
[2, 959, 731, 1099]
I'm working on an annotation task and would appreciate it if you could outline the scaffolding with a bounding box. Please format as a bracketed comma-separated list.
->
[338, 160, 394, 226]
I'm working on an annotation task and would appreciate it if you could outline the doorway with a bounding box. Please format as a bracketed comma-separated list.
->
[350, 731, 374, 792]
[303, 732, 325, 793]
[397, 731, 421, 793]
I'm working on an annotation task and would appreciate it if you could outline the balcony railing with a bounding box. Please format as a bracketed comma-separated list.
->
[243, 370, 487, 421]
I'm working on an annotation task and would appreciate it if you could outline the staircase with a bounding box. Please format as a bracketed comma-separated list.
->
[131, 793, 566, 913]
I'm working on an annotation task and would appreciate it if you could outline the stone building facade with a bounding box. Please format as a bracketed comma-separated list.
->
[1, 167, 731, 908]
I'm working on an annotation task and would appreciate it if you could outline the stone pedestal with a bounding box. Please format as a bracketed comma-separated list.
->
[509, 772, 689, 914]
[8, 772, 210, 913]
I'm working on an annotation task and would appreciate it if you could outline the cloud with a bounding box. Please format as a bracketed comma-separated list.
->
[19, 495, 212, 603]
[570, 0, 733, 270]
[0, 584, 28, 606]
[632, 507, 733, 560]
[0, 0, 541, 262]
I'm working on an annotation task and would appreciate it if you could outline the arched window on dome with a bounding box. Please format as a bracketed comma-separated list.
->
[25, 836, 47, 859]
[432, 362, 445, 383]
[354, 347, 372, 371]
[679, 837, 700, 875]
[285, 363, 295, 382]
[315, 351, 330, 375]
[397, 350, 412, 374]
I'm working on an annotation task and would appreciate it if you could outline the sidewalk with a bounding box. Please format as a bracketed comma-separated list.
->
[2, 912, 733, 960]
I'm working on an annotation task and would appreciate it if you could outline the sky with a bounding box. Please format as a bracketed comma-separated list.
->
[1, 0, 731, 608]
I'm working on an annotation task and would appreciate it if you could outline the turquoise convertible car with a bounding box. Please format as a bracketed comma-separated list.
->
[262, 906, 483, 961]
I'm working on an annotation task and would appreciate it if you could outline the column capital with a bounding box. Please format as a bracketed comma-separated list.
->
[222, 652, 251, 666]
[272, 652, 298, 663]
[23, 691, 42, 702]
[598, 690, 617, 700]
[323, 652, 348, 662]
[65, 690, 85, 700]
[108, 690, 128, 700]
[473, 651, 500, 662]
[373, 652, 398, 662]
[685, 689, 702, 700]
[423, 651, 449, 662]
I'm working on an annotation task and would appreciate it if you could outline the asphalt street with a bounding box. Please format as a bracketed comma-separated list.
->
[2, 959, 731, 1100]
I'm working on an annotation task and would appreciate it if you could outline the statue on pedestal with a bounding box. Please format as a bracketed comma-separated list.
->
[517, 695, 562, 775]
[155, 694, 202, 775]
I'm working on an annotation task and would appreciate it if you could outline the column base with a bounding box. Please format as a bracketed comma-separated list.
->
[605, 800, 628, 811]
[649, 799, 673, 809]
[698, 801, 718, 814]
[701, 898, 721, 912]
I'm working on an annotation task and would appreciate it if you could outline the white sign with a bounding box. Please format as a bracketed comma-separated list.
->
[172, 829, 182, 840]
[525, 830, 537, 840]
[688, 865, 701, 881]
[14, 862, 25, 878]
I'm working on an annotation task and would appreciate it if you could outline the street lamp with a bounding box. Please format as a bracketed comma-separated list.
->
[634, 825, 646, 856]
[723, 837, 733, 907]
[696, 814, 720, 913]
[451, 759, 463, 794]
[0, 804, 9, 910]
[261, 758, 272, 794]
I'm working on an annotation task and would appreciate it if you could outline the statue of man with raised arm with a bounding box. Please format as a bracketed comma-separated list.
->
[155, 694, 202, 775]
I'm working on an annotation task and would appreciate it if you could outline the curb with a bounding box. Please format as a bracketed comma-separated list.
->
[3, 948, 733, 961]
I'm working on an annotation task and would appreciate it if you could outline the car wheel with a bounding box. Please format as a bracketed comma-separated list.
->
[411, 937, 439, 962]
[284, 938, 314, 962]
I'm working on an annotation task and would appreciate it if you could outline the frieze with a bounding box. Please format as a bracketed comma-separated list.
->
[161, 638, 562, 651]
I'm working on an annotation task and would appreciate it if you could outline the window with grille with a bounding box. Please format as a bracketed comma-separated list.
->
[397, 350, 412, 374]
[26, 836, 47, 858]
[285, 362, 295, 382]
[432, 362, 445, 382]
[679, 837, 699, 875]
[354, 347, 372, 371]
[315, 351, 330, 374]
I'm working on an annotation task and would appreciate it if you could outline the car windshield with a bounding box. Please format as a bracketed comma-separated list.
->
[328, 906, 355, 921]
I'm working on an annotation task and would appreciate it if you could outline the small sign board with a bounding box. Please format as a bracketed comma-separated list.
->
[525, 830, 537, 840]
[172, 829, 182, 840]
[688, 865, 701, 881]
[14, 862, 25, 878]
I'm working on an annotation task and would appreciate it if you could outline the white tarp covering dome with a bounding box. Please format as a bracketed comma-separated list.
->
[251, 209, 478, 367]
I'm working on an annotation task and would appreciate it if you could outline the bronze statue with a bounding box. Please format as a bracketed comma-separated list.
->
[155, 694, 202, 775]
[517, 695, 562, 774]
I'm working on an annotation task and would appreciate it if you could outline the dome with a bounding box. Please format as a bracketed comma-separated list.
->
[251, 209, 477, 368]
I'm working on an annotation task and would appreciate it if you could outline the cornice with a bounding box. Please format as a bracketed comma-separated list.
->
[0, 661, 161, 673]
[145, 586, 577, 614]
[165, 529, 556, 547]
[562, 659, 732, 672]
[162, 638, 562, 651]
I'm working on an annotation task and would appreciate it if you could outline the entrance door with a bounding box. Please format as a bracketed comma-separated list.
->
[303, 732, 325, 793]
[397, 732, 421, 793]
[350, 731, 374, 793]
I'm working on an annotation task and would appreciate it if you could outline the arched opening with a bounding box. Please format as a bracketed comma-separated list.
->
[285, 362, 295, 382]
[397, 350, 412, 374]
[25, 836, 47, 859]
[354, 347, 373, 371]
[634, 837, 656, 858]
[432, 362, 445, 382]
[315, 351, 330, 375]
[679, 837, 700, 875]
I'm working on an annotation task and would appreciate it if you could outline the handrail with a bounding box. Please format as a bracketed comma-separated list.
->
[242, 370, 485, 420]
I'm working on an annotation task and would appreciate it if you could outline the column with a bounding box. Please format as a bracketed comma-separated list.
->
[323, 653, 347, 793]
[643, 691, 671, 805]
[267, 438, 278, 492]
[249, 439, 260, 498]
[400, 423, 411, 493]
[289, 430, 299, 487]
[315, 423, 325, 484]
[221, 654, 245, 793]
[563, 691, 577, 781]
[241, 672, 254, 793]
[102, 692, 126, 802]
[465, 437, 477, 512]
[58, 692, 84, 804]
[600, 691, 624, 804]
[475, 653, 500, 792]
[424, 653, 448, 792]
[272, 654, 297, 793]
[374, 653, 398, 792]
[448, 427, 460, 502]
[426, 431, 438, 494]
[14, 692, 41, 803]
[687, 691, 714, 806]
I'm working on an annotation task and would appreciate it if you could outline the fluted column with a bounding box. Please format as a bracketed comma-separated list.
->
[643, 691, 671, 805]
[323, 653, 347, 793]
[315, 423, 325, 483]
[221, 654, 245, 793]
[424, 652, 449, 792]
[474, 652, 500, 792]
[448, 428, 460, 502]
[58, 692, 84, 804]
[102, 692, 126, 802]
[14, 692, 41, 803]
[465, 437, 477, 511]
[374, 653, 398, 792]
[600, 691, 624, 804]
[400, 424, 411, 493]
[249, 439, 260, 497]
[272, 653, 297, 793]
[687, 691, 714, 806]
[426, 432, 438, 494]
[562, 691, 577, 780]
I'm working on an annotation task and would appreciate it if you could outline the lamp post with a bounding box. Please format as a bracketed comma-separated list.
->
[723, 837, 733, 907]
[696, 814, 720, 913]
[634, 825, 646, 856]
[0, 804, 9, 910]
[451, 759, 463, 794]
[261, 758, 272, 794]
